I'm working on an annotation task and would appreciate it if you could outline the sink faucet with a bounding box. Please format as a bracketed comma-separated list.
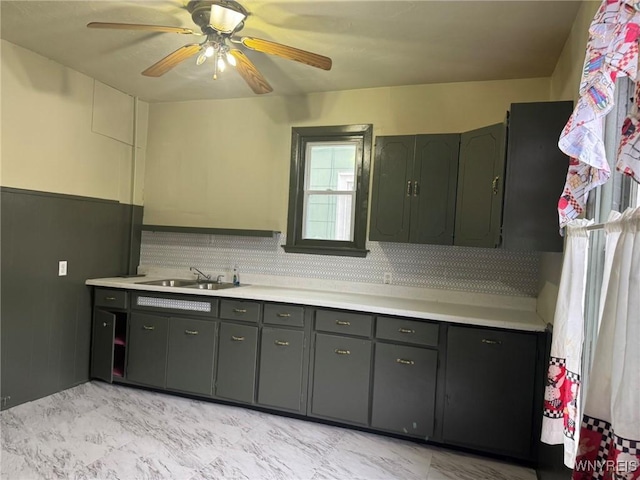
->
[189, 267, 211, 282]
[215, 274, 224, 284]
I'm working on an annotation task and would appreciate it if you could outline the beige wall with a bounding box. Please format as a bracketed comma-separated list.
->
[144, 77, 551, 230]
[0, 40, 148, 205]
[550, 1, 600, 102]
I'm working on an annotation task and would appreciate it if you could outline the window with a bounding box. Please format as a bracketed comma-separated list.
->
[284, 124, 373, 257]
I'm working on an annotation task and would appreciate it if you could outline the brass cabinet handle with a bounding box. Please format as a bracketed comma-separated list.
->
[413, 181, 420, 197]
[492, 176, 500, 195]
[396, 358, 415, 366]
[143, 325, 155, 331]
[482, 338, 502, 345]
[335, 349, 351, 355]
[406, 180, 412, 196]
[277, 313, 291, 318]
[184, 330, 199, 335]
[233, 308, 247, 314]
[398, 328, 415, 334]
[336, 320, 351, 326]
[104, 296, 116, 301]
[232, 335, 245, 341]
[274, 340, 290, 347]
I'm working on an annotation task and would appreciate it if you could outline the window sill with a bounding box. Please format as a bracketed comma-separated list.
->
[281, 245, 369, 258]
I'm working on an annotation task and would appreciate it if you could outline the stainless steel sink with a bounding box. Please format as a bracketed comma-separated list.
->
[186, 282, 237, 290]
[135, 279, 197, 287]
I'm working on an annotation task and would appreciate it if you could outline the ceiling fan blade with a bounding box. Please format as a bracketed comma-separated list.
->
[229, 50, 273, 95]
[142, 44, 202, 77]
[239, 37, 332, 71]
[87, 22, 198, 35]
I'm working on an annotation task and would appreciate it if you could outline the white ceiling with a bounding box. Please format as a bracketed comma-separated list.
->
[0, 1, 583, 103]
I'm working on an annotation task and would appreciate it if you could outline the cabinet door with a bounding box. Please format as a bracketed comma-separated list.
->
[411, 134, 460, 245]
[91, 309, 115, 383]
[166, 317, 216, 396]
[369, 136, 414, 242]
[311, 333, 372, 425]
[371, 343, 438, 437]
[258, 327, 306, 412]
[127, 313, 169, 388]
[502, 101, 573, 252]
[215, 322, 258, 404]
[443, 326, 538, 459]
[455, 123, 506, 247]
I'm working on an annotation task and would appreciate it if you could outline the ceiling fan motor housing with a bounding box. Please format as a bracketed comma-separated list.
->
[187, 0, 248, 34]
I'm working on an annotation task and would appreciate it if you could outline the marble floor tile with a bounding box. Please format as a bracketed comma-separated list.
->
[1, 382, 538, 480]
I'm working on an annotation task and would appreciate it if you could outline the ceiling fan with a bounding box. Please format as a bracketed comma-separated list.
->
[87, 0, 332, 94]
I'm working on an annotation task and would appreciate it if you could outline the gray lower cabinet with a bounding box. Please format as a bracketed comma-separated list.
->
[371, 343, 438, 438]
[91, 310, 116, 383]
[127, 313, 169, 388]
[166, 317, 217, 396]
[443, 325, 538, 459]
[258, 327, 306, 412]
[215, 322, 258, 403]
[310, 333, 372, 425]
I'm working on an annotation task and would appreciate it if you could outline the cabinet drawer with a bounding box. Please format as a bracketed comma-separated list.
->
[95, 288, 128, 309]
[263, 304, 304, 328]
[220, 299, 261, 323]
[315, 310, 373, 337]
[376, 317, 439, 347]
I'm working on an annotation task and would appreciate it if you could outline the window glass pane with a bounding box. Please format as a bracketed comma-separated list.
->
[303, 193, 353, 241]
[306, 143, 357, 192]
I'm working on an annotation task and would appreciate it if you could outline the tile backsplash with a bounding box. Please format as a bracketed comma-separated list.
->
[139, 232, 541, 297]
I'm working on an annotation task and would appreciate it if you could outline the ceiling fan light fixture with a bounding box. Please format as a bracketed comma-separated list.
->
[209, 3, 246, 34]
[217, 56, 226, 72]
[204, 45, 215, 57]
[225, 51, 236, 67]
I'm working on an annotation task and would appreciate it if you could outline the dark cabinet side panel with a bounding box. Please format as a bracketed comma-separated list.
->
[369, 136, 414, 242]
[443, 326, 538, 459]
[411, 134, 460, 245]
[258, 327, 306, 412]
[502, 101, 573, 252]
[454, 123, 506, 248]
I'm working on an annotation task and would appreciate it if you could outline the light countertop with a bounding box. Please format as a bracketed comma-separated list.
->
[86, 276, 547, 332]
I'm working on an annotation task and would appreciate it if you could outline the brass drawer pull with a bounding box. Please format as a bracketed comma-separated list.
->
[184, 330, 199, 335]
[143, 325, 155, 331]
[398, 328, 415, 334]
[277, 313, 291, 318]
[104, 296, 116, 301]
[413, 181, 420, 197]
[336, 320, 351, 326]
[406, 180, 412, 196]
[396, 358, 415, 366]
[492, 176, 500, 195]
[335, 349, 351, 355]
[231, 335, 245, 341]
[274, 340, 290, 347]
[482, 339, 502, 345]
[233, 308, 247, 314]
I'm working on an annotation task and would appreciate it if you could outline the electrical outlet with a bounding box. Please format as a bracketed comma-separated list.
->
[383, 272, 392, 284]
[58, 261, 68, 276]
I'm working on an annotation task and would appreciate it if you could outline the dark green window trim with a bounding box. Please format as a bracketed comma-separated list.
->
[283, 124, 372, 257]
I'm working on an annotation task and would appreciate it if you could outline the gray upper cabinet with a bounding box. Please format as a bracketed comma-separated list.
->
[502, 101, 573, 252]
[258, 327, 307, 413]
[371, 342, 438, 438]
[166, 317, 217, 396]
[443, 325, 539, 460]
[127, 313, 169, 388]
[370, 134, 460, 245]
[215, 322, 258, 404]
[310, 333, 372, 425]
[454, 122, 507, 248]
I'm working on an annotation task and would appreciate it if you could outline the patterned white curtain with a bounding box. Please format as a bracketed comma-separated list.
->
[541, 219, 593, 467]
[572, 207, 640, 480]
